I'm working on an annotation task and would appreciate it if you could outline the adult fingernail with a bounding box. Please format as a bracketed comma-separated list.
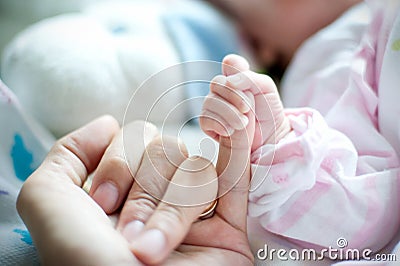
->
[131, 229, 166, 258]
[122, 220, 145, 242]
[92, 182, 119, 213]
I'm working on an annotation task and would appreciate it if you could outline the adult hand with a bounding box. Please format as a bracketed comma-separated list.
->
[89, 115, 255, 264]
[18, 110, 254, 265]
[89, 56, 256, 265]
[17, 116, 140, 265]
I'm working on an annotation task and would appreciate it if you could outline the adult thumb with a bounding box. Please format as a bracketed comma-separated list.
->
[215, 91, 255, 230]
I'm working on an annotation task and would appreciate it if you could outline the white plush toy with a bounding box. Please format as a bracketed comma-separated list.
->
[0, 2, 252, 262]
[0, 0, 108, 65]
[1, 0, 251, 137]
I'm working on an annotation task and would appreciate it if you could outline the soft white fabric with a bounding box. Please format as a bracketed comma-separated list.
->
[1, 0, 248, 137]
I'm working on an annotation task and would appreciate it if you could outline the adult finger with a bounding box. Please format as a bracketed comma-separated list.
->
[31, 115, 119, 187]
[130, 156, 218, 265]
[216, 91, 255, 231]
[16, 116, 141, 265]
[117, 135, 188, 238]
[217, 55, 255, 230]
[18, 115, 120, 218]
[89, 120, 159, 214]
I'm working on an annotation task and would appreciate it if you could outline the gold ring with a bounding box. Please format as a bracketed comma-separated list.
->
[198, 199, 218, 220]
[82, 175, 93, 194]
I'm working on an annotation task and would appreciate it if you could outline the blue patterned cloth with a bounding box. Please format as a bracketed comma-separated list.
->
[0, 79, 55, 265]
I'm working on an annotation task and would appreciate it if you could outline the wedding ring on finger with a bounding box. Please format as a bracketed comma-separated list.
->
[82, 175, 93, 194]
[198, 199, 218, 220]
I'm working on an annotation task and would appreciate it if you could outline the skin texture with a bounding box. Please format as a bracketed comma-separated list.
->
[17, 115, 255, 265]
[16, 2, 365, 264]
[201, 54, 291, 152]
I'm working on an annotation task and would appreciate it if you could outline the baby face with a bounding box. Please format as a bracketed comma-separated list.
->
[216, 0, 361, 69]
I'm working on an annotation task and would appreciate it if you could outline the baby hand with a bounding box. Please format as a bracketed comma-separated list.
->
[200, 74, 251, 141]
[200, 54, 290, 151]
[200, 55, 253, 149]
